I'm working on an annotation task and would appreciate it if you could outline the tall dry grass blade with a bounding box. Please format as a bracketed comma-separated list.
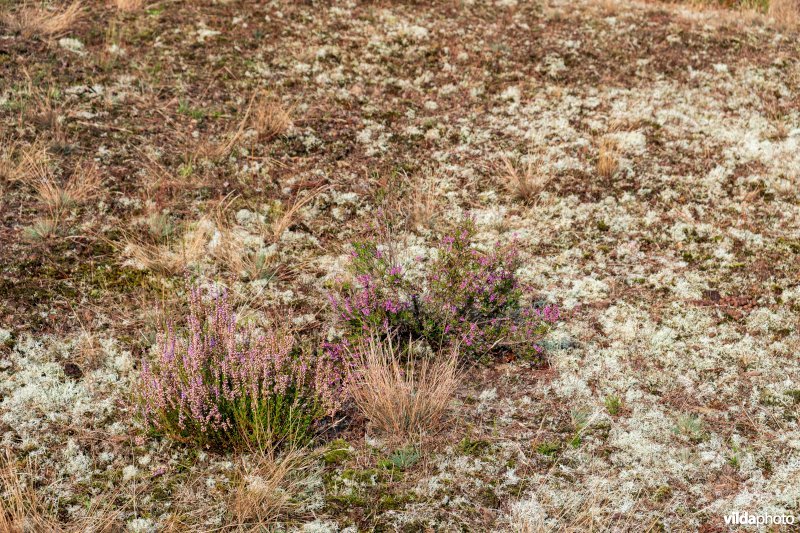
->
[114, 0, 145, 12]
[769, 0, 800, 28]
[0, 450, 121, 532]
[251, 95, 292, 142]
[269, 186, 327, 242]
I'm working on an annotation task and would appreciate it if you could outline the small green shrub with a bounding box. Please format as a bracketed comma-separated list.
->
[379, 447, 420, 471]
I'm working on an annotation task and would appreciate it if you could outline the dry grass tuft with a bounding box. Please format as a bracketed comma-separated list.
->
[192, 93, 291, 162]
[501, 155, 550, 205]
[13, 147, 102, 210]
[596, 137, 619, 179]
[228, 446, 313, 530]
[769, 0, 800, 27]
[34, 160, 102, 230]
[122, 217, 213, 274]
[252, 96, 292, 142]
[10, 143, 50, 183]
[401, 170, 440, 231]
[25, 90, 66, 142]
[212, 207, 280, 281]
[0, 451, 120, 532]
[2, 1, 83, 39]
[114, 0, 145, 12]
[0, 451, 53, 533]
[348, 336, 460, 440]
[268, 186, 326, 242]
[10, 146, 102, 239]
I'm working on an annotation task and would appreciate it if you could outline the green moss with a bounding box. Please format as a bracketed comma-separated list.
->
[323, 439, 352, 465]
[340, 468, 382, 485]
[477, 484, 500, 508]
[652, 485, 672, 502]
[457, 436, 491, 457]
[605, 395, 622, 415]
[328, 491, 367, 507]
[534, 441, 560, 457]
[378, 491, 416, 511]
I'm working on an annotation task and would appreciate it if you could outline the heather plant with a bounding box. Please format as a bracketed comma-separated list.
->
[330, 217, 560, 361]
[138, 285, 346, 449]
[425, 219, 559, 359]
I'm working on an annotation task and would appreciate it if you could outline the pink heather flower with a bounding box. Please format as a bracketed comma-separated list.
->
[138, 285, 348, 446]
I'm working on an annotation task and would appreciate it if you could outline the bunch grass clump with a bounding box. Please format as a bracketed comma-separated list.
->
[347, 335, 459, 438]
[138, 285, 346, 449]
[330, 217, 560, 362]
[2, 1, 83, 39]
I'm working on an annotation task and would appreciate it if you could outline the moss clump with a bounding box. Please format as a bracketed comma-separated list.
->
[323, 439, 352, 465]
[378, 491, 416, 511]
[457, 436, 491, 457]
[534, 441, 560, 457]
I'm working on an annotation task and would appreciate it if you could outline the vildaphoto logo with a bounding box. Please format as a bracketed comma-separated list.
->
[724, 511, 795, 526]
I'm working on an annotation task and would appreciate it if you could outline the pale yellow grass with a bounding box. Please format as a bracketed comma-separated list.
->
[268, 186, 327, 242]
[228, 446, 314, 531]
[194, 92, 292, 162]
[10, 145, 102, 239]
[211, 202, 279, 281]
[348, 336, 460, 439]
[401, 170, 440, 230]
[251, 96, 292, 142]
[2, 1, 83, 39]
[114, 0, 145, 12]
[122, 218, 213, 274]
[769, 0, 800, 27]
[596, 137, 619, 180]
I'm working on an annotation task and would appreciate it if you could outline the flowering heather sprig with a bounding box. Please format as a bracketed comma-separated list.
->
[138, 285, 346, 448]
[330, 217, 562, 361]
[328, 239, 419, 336]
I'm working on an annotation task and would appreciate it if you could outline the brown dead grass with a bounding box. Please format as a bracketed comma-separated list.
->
[596, 138, 619, 180]
[12, 146, 102, 209]
[402, 170, 441, 231]
[192, 93, 291, 163]
[347, 336, 460, 440]
[268, 186, 326, 242]
[228, 446, 313, 531]
[122, 217, 213, 274]
[25, 89, 66, 142]
[501, 155, 550, 205]
[0, 451, 120, 533]
[10, 146, 102, 239]
[251, 96, 292, 142]
[769, 0, 800, 27]
[114, 0, 145, 12]
[2, 1, 83, 39]
[211, 202, 281, 281]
